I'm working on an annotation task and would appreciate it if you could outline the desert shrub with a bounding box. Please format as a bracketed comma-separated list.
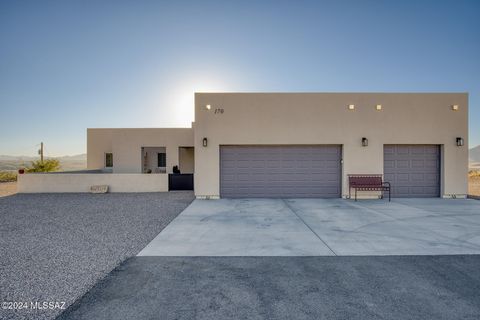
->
[26, 159, 61, 173]
[469, 170, 480, 177]
[0, 171, 17, 182]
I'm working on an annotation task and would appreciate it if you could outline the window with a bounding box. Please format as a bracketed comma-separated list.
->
[105, 153, 113, 168]
[157, 152, 166, 167]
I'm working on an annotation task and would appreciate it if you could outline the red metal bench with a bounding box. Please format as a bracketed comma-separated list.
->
[348, 174, 391, 201]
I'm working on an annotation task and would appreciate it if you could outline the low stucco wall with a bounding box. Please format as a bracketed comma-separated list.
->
[17, 173, 168, 193]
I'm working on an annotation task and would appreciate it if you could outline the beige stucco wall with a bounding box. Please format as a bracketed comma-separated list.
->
[87, 128, 194, 174]
[194, 93, 468, 198]
[87, 128, 114, 170]
[17, 173, 168, 193]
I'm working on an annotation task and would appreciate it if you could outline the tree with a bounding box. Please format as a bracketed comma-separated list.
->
[26, 159, 61, 173]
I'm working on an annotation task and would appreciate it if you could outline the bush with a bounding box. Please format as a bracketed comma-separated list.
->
[469, 170, 480, 177]
[0, 171, 17, 182]
[26, 159, 61, 173]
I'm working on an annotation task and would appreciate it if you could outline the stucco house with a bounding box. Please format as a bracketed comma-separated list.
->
[83, 92, 468, 199]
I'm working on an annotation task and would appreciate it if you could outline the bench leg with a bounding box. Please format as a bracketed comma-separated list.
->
[389, 189, 391, 202]
[355, 188, 357, 201]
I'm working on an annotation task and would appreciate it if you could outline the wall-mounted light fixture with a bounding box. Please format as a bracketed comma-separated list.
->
[202, 137, 208, 147]
[205, 104, 211, 110]
[362, 137, 368, 147]
[452, 105, 459, 111]
[348, 104, 355, 110]
[456, 137, 464, 147]
[375, 104, 382, 111]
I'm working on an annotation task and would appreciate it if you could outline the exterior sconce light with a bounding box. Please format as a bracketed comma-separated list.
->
[348, 104, 355, 110]
[375, 104, 382, 111]
[362, 137, 368, 147]
[456, 137, 464, 146]
[452, 105, 459, 111]
[202, 137, 208, 147]
[205, 104, 211, 110]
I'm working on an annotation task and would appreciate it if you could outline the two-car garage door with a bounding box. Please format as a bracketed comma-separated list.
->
[220, 145, 341, 198]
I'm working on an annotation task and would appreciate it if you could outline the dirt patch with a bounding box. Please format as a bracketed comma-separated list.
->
[0, 182, 16, 197]
[469, 176, 480, 197]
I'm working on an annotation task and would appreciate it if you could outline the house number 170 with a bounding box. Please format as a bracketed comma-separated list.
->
[214, 108, 224, 114]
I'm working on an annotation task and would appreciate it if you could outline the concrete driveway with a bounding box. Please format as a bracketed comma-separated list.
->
[139, 198, 480, 256]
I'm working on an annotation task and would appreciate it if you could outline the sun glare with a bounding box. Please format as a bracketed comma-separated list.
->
[156, 74, 239, 127]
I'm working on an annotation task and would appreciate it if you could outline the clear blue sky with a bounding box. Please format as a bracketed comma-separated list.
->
[1, 0, 479, 156]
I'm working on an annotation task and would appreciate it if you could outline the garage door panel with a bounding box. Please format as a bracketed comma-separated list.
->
[396, 160, 409, 168]
[325, 161, 340, 169]
[411, 173, 424, 182]
[311, 162, 326, 168]
[425, 160, 439, 168]
[384, 146, 394, 155]
[396, 186, 410, 195]
[410, 186, 425, 194]
[384, 173, 394, 181]
[297, 161, 311, 168]
[396, 173, 409, 182]
[423, 186, 438, 194]
[425, 175, 439, 182]
[411, 160, 425, 168]
[396, 146, 410, 154]
[384, 145, 440, 198]
[295, 168, 313, 174]
[411, 147, 425, 155]
[384, 160, 395, 169]
[221, 145, 341, 198]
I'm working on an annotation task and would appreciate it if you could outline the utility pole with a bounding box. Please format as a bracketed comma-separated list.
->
[38, 142, 44, 163]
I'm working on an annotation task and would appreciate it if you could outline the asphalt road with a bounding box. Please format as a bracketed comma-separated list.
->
[58, 255, 480, 320]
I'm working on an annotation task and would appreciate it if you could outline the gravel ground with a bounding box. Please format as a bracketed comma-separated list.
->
[0, 182, 17, 197]
[0, 192, 194, 320]
[58, 256, 480, 320]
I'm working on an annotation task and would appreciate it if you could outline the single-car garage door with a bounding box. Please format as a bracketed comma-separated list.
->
[384, 145, 440, 197]
[220, 145, 341, 198]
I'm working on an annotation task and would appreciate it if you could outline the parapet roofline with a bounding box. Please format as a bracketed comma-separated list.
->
[194, 91, 468, 95]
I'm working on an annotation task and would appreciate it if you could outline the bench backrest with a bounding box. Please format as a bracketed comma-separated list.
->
[349, 175, 383, 187]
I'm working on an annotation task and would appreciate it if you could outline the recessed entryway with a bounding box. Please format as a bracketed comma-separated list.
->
[141, 146, 167, 173]
[178, 146, 194, 174]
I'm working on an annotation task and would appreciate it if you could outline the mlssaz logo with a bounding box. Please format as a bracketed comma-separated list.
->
[30, 301, 66, 310]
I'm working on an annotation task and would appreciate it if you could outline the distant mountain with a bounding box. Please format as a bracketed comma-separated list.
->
[0, 154, 86, 171]
[56, 154, 87, 161]
[0, 154, 86, 161]
[470, 146, 480, 163]
[0, 155, 36, 161]
[470, 146, 480, 169]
